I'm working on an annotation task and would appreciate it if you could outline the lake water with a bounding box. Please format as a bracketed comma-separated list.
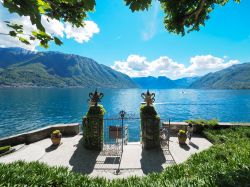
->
[0, 88, 250, 141]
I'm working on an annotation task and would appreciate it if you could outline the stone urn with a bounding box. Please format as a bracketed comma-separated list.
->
[178, 130, 187, 144]
[51, 130, 62, 146]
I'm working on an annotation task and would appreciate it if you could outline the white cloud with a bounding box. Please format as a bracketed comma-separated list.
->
[41, 16, 64, 37]
[185, 55, 239, 77]
[0, 8, 100, 50]
[111, 54, 239, 79]
[64, 21, 99, 43]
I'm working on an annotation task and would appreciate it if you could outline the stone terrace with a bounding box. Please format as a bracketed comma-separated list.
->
[0, 134, 212, 179]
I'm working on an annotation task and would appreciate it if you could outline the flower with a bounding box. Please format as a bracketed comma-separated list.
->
[52, 130, 61, 135]
[179, 130, 186, 134]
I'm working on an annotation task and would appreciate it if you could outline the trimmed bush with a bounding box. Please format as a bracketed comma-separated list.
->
[140, 105, 158, 117]
[140, 104, 160, 149]
[185, 119, 219, 132]
[86, 105, 106, 116]
[83, 104, 105, 150]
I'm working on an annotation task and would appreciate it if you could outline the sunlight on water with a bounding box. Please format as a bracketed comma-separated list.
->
[0, 88, 250, 140]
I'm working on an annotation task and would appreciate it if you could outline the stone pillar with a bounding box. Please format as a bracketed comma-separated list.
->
[140, 105, 160, 149]
[82, 105, 105, 150]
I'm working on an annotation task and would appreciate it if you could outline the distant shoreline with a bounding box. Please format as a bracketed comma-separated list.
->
[1, 85, 250, 90]
[0, 84, 138, 89]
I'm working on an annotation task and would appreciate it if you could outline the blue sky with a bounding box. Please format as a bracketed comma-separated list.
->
[0, 0, 250, 79]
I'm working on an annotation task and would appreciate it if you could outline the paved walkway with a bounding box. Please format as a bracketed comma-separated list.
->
[0, 135, 212, 179]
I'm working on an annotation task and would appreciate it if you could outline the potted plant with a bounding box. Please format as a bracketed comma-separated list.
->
[51, 130, 62, 146]
[0, 146, 11, 154]
[178, 130, 187, 144]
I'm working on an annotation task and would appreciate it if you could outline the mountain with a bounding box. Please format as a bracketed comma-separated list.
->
[190, 63, 250, 89]
[132, 76, 175, 89]
[173, 77, 199, 88]
[0, 47, 137, 88]
[132, 76, 198, 89]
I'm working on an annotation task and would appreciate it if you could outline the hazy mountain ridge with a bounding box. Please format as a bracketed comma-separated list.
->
[132, 76, 199, 89]
[190, 63, 250, 89]
[1, 48, 249, 89]
[0, 48, 137, 88]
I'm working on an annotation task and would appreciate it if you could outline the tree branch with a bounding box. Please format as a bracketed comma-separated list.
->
[44, 0, 85, 10]
[180, 0, 206, 26]
[0, 33, 9, 35]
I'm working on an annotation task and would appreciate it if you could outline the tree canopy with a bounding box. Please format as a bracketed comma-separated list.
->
[1, 0, 240, 48]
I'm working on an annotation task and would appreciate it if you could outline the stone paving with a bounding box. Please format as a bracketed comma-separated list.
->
[0, 135, 212, 179]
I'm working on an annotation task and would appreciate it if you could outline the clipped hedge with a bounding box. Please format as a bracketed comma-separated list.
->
[185, 119, 219, 127]
[82, 104, 105, 150]
[86, 105, 106, 116]
[140, 105, 158, 117]
[185, 119, 219, 133]
[0, 127, 249, 186]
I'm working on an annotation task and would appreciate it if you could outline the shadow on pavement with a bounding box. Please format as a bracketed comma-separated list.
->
[179, 143, 190, 151]
[45, 144, 60, 152]
[189, 142, 199, 150]
[69, 138, 100, 174]
[140, 148, 166, 174]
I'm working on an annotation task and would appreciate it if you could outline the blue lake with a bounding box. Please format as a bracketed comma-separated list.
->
[0, 88, 250, 141]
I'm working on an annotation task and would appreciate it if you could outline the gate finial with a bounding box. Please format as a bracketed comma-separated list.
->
[141, 90, 155, 106]
[119, 110, 126, 118]
[89, 89, 104, 106]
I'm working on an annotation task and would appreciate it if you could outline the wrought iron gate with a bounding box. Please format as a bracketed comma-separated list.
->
[102, 111, 140, 155]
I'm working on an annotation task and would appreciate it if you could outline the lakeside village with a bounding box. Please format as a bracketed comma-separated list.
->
[0, 89, 249, 186]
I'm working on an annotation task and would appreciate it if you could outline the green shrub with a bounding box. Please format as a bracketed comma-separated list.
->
[0, 146, 11, 154]
[140, 104, 157, 117]
[185, 119, 219, 133]
[185, 119, 219, 127]
[86, 104, 106, 116]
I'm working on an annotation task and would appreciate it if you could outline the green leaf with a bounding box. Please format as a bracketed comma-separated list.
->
[6, 23, 23, 31]
[37, 0, 51, 14]
[9, 31, 17, 37]
[53, 37, 63, 46]
[40, 40, 49, 48]
[29, 36, 36, 40]
[18, 37, 30, 45]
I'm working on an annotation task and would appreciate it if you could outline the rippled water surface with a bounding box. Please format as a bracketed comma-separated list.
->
[0, 88, 250, 140]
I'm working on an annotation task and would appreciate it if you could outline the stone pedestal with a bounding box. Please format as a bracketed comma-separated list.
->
[82, 114, 103, 150]
[141, 115, 160, 149]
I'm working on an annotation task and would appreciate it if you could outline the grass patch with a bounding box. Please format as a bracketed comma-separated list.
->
[203, 126, 250, 144]
[0, 127, 249, 186]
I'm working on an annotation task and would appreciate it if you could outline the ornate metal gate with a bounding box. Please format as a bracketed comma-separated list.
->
[102, 111, 139, 155]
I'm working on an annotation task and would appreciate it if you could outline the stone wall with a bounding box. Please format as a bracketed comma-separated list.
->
[0, 123, 80, 146]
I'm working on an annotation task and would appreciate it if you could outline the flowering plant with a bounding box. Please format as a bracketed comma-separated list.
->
[178, 130, 186, 134]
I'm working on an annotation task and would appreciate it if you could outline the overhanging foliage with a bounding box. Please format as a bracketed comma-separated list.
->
[1, 0, 240, 48]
